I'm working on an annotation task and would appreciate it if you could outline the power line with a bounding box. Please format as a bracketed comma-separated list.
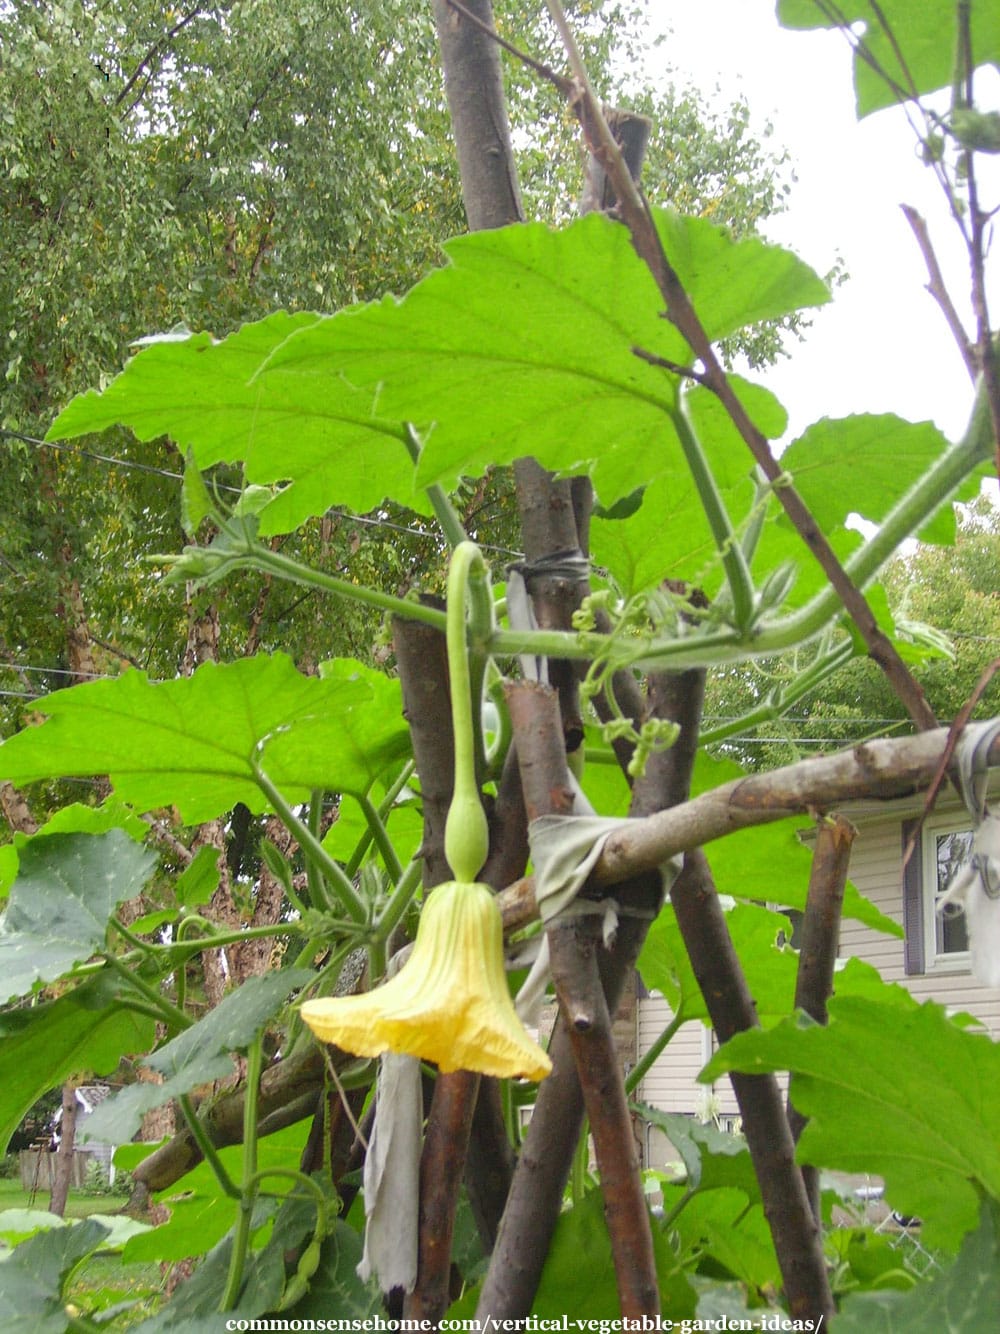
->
[0, 662, 122, 681]
[0, 427, 525, 558]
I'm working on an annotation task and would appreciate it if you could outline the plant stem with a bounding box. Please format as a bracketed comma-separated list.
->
[672, 404, 755, 631]
[252, 761, 367, 923]
[698, 637, 855, 747]
[373, 856, 422, 942]
[625, 1011, 683, 1095]
[404, 422, 469, 548]
[178, 1094, 240, 1199]
[344, 760, 416, 878]
[306, 789, 326, 912]
[247, 1167, 330, 1240]
[220, 1036, 264, 1311]
[242, 540, 449, 632]
[102, 949, 192, 1031]
[356, 793, 404, 883]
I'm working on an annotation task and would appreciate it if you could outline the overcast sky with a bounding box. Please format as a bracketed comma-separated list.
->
[644, 0, 1000, 445]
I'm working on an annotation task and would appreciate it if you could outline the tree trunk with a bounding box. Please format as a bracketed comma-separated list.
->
[49, 1082, 79, 1217]
[431, 0, 523, 231]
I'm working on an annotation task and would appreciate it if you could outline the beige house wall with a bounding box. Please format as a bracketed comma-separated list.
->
[633, 798, 1000, 1148]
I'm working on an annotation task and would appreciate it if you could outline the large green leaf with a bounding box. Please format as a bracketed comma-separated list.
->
[84, 970, 314, 1145]
[781, 415, 977, 546]
[0, 974, 155, 1154]
[778, 1, 1000, 117]
[590, 472, 733, 598]
[833, 1198, 1000, 1332]
[0, 655, 410, 823]
[0, 1218, 112, 1334]
[671, 1187, 780, 1291]
[49, 211, 828, 527]
[636, 1105, 760, 1201]
[0, 831, 157, 1001]
[121, 1123, 311, 1265]
[47, 313, 422, 537]
[531, 1188, 696, 1320]
[703, 995, 1000, 1249]
[638, 900, 801, 1026]
[0, 801, 148, 901]
[286, 210, 826, 509]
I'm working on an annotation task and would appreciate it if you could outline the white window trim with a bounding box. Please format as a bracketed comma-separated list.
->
[920, 812, 972, 975]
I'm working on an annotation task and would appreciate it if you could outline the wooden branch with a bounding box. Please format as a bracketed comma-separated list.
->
[392, 607, 454, 888]
[481, 746, 530, 890]
[115, 3, 204, 112]
[464, 1076, 516, 1252]
[957, 0, 1000, 479]
[900, 204, 977, 381]
[548, 916, 659, 1316]
[630, 667, 706, 820]
[479, 855, 656, 1321]
[503, 682, 659, 1316]
[496, 724, 1000, 929]
[433, 0, 525, 230]
[787, 814, 855, 1222]
[443, 0, 573, 98]
[670, 850, 835, 1324]
[512, 458, 587, 751]
[404, 1071, 480, 1325]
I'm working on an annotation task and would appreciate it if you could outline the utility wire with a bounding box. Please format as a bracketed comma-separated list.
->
[0, 427, 525, 559]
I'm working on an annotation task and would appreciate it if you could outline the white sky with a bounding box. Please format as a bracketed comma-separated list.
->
[644, 0, 1000, 445]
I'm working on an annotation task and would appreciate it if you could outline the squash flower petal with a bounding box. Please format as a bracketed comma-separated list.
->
[300, 880, 552, 1081]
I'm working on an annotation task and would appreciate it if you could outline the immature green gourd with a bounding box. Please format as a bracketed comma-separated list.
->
[443, 541, 490, 883]
[277, 1236, 323, 1310]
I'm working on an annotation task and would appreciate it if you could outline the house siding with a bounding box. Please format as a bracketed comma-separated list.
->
[635, 801, 1000, 1128]
[841, 814, 1000, 1037]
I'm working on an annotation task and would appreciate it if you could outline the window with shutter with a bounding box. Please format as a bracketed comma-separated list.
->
[902, 814, 972, 976]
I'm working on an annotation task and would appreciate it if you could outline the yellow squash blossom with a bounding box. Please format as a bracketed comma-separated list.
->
[300, 880, 551, 1081]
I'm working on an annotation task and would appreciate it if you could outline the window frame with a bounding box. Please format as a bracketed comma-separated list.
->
[902, 813, 972, 976]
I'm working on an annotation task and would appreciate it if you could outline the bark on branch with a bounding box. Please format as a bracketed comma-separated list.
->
[670, 850, 835, 1324]
[787, 813, 855, 1221]
[404, 1071, 481, 1324]
[495, 725, 997, 931]
[479, 682, 660, 1319]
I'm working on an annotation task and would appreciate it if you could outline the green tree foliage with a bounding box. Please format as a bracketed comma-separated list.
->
[0, 0, 999, 1327]
[0, 0, 795, 749]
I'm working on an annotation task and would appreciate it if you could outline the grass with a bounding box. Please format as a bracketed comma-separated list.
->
[0, 1175, 125, 1219]
[1, 1175, 166, 1325]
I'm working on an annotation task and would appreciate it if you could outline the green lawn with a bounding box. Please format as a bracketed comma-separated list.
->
[0, 1175, 121, 1219]
[0, 1176, 166, 1323]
